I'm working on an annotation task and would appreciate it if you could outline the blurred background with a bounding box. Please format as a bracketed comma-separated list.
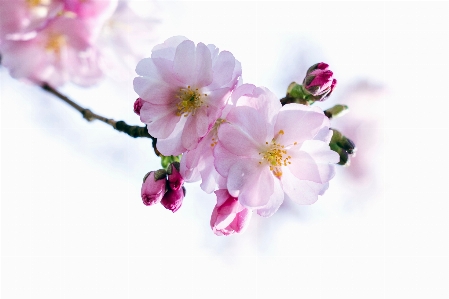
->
[1, 1, 448, 298]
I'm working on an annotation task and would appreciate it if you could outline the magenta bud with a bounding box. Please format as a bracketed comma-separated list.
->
[133, 98, 143, 116]
[167, 162, 184, 191]
[161, 186, 185, 213]
[303, 62, 337, 101]
[141, 170, 167, 206]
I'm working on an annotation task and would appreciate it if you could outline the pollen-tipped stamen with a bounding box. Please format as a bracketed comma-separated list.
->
[176, 86, 207, 117]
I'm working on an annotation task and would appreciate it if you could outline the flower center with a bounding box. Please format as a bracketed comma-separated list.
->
[27, 0, 51, 7]
[45, 34, 66, 54]
[259, 130, 296, 178]
[210, 118, 226, 147]
[176, 86, 207, 117]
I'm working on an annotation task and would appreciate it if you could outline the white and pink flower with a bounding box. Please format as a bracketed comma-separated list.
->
[133, 36, 242, 156]
[214, 84, 339, 217]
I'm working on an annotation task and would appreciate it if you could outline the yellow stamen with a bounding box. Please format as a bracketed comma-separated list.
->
[45, 34, 66, 55]
[258, 130, 298, 178]
[176, 86, 206, 117]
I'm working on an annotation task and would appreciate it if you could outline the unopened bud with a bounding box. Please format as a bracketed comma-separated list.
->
[161, 186, 185, 213]
[324, 105, 348, 119]
[141, 170, 167, 206]
[330, 129, 356, 166]
[167, 162, 184, 191]
[133, 98, 143, 116]
[303, 62, 337, 101]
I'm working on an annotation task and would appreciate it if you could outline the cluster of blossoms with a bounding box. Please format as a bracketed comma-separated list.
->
[0, 0, 158, 86]
[135, 36, 354, 236]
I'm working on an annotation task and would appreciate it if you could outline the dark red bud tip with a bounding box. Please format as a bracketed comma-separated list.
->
[316, 62, 329, 70]
[133, 98, 143, 116]
[161, 188, 184, 213]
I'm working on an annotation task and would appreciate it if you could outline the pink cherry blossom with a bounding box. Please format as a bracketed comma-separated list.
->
[0, 16, 103, 87]
[133, 36, 242, 156]
[180, 84, 256, 193]
[210, 189, 252, 236]
[0, 0, 64, 40]
[63, 0, 118, 20]
[214, 85, 339, 217]
[97, 0, 161, 81]
[141, 171, 166, 206]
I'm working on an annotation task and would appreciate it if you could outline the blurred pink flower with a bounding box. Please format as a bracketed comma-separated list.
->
[63, 0, 118, 19]
[98, 0, 161, 81]
[141, 171, 166, 206]
[133, 36, 242, 156]
[0, 0, 63, 40]
[210, 189, 252, 236]
[0, 16, 103, 86]
[215, 85, 339, 216]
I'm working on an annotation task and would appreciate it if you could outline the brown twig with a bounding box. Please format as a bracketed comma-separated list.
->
[41, 83, 160, 155]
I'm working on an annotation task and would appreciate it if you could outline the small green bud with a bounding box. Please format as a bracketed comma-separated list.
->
[330, 129, 356, 166]
[324, 105, 348, 119]
[160, 155, 182, 169]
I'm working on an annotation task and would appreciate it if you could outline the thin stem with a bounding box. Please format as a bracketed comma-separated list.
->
[40, 83, 160, 155]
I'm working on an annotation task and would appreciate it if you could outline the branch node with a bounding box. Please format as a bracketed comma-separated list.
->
[82, 109, 95, 122]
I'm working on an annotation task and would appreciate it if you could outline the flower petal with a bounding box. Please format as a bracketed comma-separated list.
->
[281, 168, 326, 205]
[156, 118, 187, 155]
[151, 35, 187, 60]
[209, 50, 237, 89]
[227, 159, 274, 208]
[257, 178, 284, 217]
[213, 143, 240, 178]
[140, 102, 179, 139]
[289, 140, 339, 183]
[275, 104, 329, 146]
[218, 106, 268, 157]
[173, 39, 196, 84]
[194, 42, 213, 87]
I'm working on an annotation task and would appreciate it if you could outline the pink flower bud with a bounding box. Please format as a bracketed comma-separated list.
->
[141, 170, 167, 206]
[167, 162, 184, 191]
[303, 62, 337, 101]
[210, 190, 252, 236]
[133, 98, 143, 115]
[161, 187, 185, 213]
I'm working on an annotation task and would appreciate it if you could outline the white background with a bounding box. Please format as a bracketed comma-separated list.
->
[1, 1, 448, 298]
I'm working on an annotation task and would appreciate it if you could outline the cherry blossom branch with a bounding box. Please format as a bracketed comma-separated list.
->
[41, 83, 160, 155]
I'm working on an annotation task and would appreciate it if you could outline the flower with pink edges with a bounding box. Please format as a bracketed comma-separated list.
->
[0, 0, 64, 40]
[133, 36, 242, 156]
[0, 16, 103, 87]
[214, 84, 339, 217]
[303, 62, 337, 101]
[210, 189, 252, 236]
